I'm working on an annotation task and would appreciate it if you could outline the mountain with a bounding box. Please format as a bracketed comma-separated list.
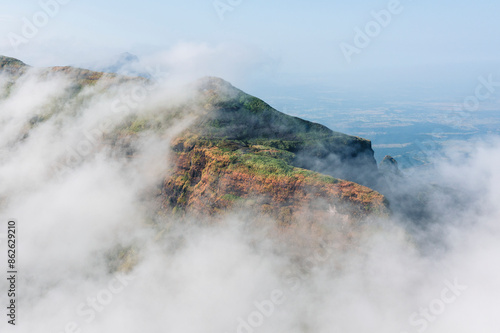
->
[0, 55, 143, 87]
[156, 77, 387, 221]
[103, 52, 140, 73]
[0, 55, 29, 78]
[96, 52, 151, 78]
[0, 56, 388, 223]
[380, 155, 401, 176]
[192, 77, 379, 186]
[75, 52, 150, 78]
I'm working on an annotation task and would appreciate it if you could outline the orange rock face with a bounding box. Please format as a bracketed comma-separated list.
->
[160, 139, 389, 225]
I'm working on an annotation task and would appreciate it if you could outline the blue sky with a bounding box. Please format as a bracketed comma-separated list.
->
[1, 0, 499, 98]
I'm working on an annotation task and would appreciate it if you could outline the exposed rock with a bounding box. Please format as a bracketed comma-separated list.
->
[161, 138, 388, 223]
[380, 155, 401, 176]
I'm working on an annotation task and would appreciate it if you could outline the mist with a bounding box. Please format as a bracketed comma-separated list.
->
[0, 68, 499, 333]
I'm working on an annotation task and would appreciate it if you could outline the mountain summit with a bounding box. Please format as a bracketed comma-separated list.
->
[188, 77, 380, 186]
[0, 55, 29, 77]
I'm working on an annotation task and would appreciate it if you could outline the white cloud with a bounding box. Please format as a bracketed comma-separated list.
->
[0, 69, 499, 332]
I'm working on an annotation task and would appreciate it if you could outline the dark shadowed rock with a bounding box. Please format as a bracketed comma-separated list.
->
[380, 155, 401, 176]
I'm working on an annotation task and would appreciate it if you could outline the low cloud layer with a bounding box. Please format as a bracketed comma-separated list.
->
[0, 70, 499, 333]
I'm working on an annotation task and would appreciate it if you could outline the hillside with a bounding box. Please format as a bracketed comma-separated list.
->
[189, 77, 379, 187]
[155, 77, 388, 221]
[163, 137, 387, 222]
[0, 56, 388, 223]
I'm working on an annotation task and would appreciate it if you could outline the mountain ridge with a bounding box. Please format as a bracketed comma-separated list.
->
[0, 55, 389, 223]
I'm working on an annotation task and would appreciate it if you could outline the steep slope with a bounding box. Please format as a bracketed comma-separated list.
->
[162, 137, 387, 223]
[187, 77, 379, 188]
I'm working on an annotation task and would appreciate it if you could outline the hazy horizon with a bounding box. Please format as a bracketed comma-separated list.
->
[1, 0, 500, 98]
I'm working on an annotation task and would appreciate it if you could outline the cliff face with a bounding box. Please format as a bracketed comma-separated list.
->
[162, 138, 387, 223]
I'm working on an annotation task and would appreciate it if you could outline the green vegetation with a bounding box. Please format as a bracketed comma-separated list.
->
[221, 194, 241, 201]
[240, 95, 270, 114]
[238, 152, 294, 176]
